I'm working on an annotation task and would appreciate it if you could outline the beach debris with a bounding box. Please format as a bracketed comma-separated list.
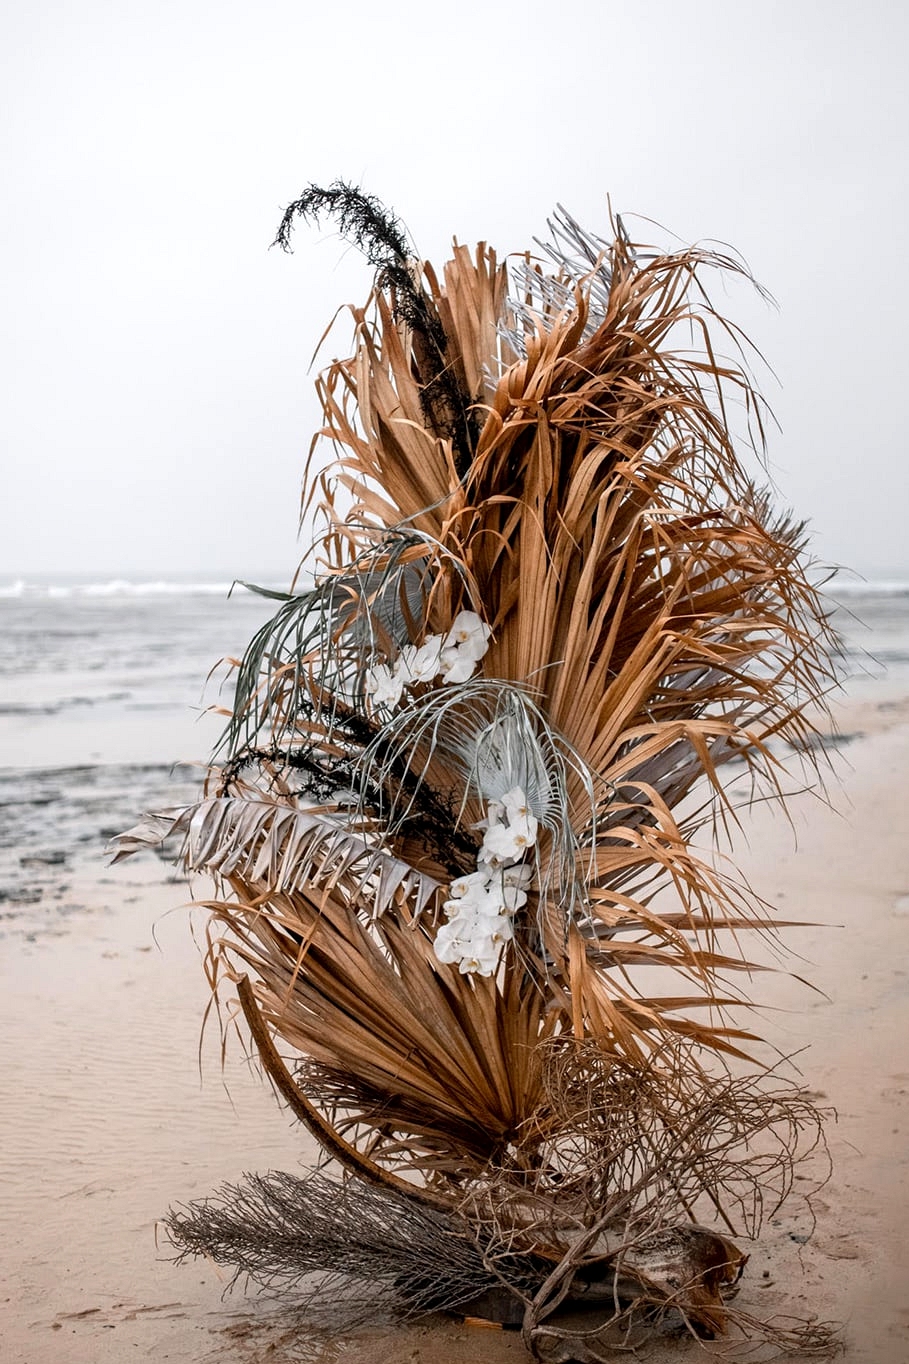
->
[114, 183, 844, 1358]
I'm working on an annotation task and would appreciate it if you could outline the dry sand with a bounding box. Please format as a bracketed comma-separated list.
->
[2, 697, 908, 1363]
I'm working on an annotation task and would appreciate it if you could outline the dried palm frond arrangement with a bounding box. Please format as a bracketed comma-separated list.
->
[115, 183, 842, 1358]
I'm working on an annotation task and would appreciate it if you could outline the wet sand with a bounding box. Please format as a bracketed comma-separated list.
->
[2, 696, 908, 1362]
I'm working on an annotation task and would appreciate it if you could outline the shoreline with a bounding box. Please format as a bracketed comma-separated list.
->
[2, 696, 908, 1362]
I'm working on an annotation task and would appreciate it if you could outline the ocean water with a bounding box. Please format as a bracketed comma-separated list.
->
[0, 577, 284, 936]
[827, 580, 909, 692]
[1, 574, 907, 938]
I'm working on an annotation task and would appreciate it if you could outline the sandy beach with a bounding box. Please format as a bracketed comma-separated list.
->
[2, 653, 909, 1361]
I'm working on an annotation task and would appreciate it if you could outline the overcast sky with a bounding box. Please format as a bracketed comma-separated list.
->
[2, 0, 906, 583]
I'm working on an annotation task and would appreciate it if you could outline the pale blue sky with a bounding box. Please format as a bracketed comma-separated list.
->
[2, 0, 906, 582]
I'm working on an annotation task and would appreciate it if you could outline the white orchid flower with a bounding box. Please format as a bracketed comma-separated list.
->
[477, 788, 538, 865]
[510, 806, 539, 845]
[435, 921, 501, 975]
[461, 954, 496, 976]
[435, 898, 514, 974]
[435, 780, 536, 974]
[399, 636, 445, 685]
[451, 867, 529, 913]
[471, 800, 505, 832]
[457, 941, 502, 976]
[365, 661, 405, 709]
[480, 816, 537, 865]
[438, 646, 479, 685]
[436, 916, 490, 952]
[443, 610, 492, 661]
[497, 787, 539, 847]
[501, 863, 534, 888]
[499, 884, 528, 912]
[477, 846, 508, 871]
[486, 913, 515, 944]
[443, 891, 505, 927]
[448, 869, 492, 899]
[434, 921, 473, 965]
[502, 787, 534, 822]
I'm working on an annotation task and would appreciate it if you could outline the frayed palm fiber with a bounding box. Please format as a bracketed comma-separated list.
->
[165, 1037, 838, 1352]
[116, 187, 841, 1352]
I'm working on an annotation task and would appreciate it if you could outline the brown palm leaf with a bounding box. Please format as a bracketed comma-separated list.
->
[115, 193, 838, 1186]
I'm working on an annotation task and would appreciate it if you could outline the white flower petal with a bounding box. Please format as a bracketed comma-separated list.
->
[457, 940, 501, 975]
[365, 662, 405, 709]
[438, 647, 478, 685]
[490, 915, 515, 944]
[481, 821, 533, 864]
[501, 885, 527, 911]
[399, 637, 444, 684]
[444, 610, 491, 651]
[433, 922, 464, 963]
[501, 864, 534, 888]
[445, 897, 504, 931]
[449, 869, 491, 899]
[502, 787, 530, 819]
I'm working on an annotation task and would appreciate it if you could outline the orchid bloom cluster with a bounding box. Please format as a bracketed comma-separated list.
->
[364, 610, 492, 711]
[434, 787, 538, 976]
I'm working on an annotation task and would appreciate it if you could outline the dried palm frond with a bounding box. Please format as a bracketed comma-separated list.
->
[187, 190, 832, 1063]
[163, 1168, 544, 1320]
[115, 184, 841, 1350]
[163, 1038, 838, 1354]
[114, 798, 444, 917]
[205, 872, 556, 1170]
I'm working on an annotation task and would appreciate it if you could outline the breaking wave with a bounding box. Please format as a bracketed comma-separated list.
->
[0, 578, 289, 600]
